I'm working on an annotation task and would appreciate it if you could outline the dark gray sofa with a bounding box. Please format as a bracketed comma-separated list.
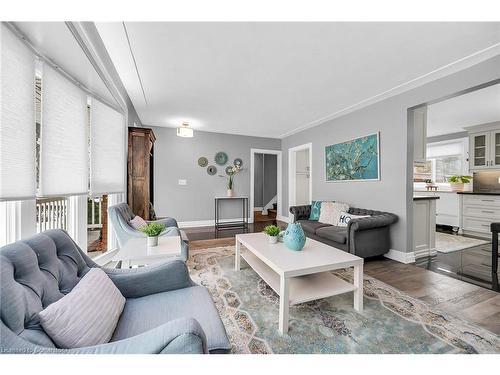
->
[289, 205, 398, 258]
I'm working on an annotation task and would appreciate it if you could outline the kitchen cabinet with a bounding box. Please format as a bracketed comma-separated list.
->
[415, 191, 460, 228]
[413, 196, 438, 258]
[467, 122, 500, 170]
[459, 193, 500, 238]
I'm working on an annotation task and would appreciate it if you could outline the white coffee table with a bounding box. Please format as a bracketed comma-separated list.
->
[235, 233, 363, 334]
[113, 236, 182, 269]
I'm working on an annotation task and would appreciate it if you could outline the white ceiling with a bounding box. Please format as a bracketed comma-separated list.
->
[427, 83, 500, 137]
[95, 22, 500, 138]
[13, 22, 118, 107]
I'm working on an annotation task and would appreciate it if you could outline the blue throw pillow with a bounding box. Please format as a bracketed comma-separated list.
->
[309, 201, 322, 221]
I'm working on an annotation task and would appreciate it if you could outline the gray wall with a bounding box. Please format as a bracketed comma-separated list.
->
[152, 127, 280, 222]
[281, 55, 500, 253]
[254, 153, 278, 207]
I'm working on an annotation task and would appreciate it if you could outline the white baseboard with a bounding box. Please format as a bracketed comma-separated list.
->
[414, 248, 437, 259]
[253, 207, 263, 211]
[178, 217, 250, 228]
[277, 215, 290, 223]
[384, 249, 415, 264]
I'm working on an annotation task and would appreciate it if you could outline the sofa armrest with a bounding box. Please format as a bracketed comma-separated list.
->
[289, 205, 312, 222]
[148, 217, 179, 228]
[347, 213, 398, 232]
[104, 259, 194, 298]
[1, 318, 207, 354]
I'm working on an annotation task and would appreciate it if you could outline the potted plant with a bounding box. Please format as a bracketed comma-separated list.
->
[264, 225, 281, 244]
[140, 223, 166, 247]
[221, 164, 242, 197]
[448, 175, 473, 192]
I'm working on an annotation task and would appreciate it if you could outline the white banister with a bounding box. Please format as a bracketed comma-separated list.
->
[36, 197, 68, 232]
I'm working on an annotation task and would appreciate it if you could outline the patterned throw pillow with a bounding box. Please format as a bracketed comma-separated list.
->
[337, 211, 370, 227]
[318, 202, 351, 225]
[309, 201, 322, 220]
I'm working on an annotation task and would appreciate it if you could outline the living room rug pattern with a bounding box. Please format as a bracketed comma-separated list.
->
[187, 246, 500, 354]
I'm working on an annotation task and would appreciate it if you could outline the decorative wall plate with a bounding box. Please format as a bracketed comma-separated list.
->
[214, 152, 228, 165]
[225, 166, 234, 175]
[207, 165, 217, 175]
[198, 156, 208, 167]
[234, 158, 243, 167]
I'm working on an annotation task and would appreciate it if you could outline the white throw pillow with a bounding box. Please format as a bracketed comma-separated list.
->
[318, 202, 350, 225]
[129, 215, 147, 230]
[38, 268, 125, 349]
[337, 211, 370, 227]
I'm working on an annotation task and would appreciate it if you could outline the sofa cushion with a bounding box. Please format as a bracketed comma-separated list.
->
[111, 285, 231, 353]
[38, 268, 125, 349]
[315, 226, 348, 244]
[297, 220, 331, 235]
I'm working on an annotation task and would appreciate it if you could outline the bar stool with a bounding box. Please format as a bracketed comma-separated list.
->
[492, 222, 499, 291]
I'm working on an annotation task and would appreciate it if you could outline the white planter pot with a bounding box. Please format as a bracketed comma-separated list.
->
[268, 235, 278, 244]
[227, 189, 234, 197]
[147, 236, 159, 247]
[449, 182, 464, 192]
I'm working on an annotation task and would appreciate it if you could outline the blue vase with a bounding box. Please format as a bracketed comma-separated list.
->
[282, 222, 306, 251]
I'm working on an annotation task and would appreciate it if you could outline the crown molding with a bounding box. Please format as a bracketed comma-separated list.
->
[279, 43, 500, 139]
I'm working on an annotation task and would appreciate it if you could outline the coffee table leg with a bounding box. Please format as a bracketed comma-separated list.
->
[279, 275, 289, 334]
[235, 238, 241, 271]
[353, 262, 363, 312]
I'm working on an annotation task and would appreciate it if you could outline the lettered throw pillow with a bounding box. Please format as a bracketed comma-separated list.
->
[129, 215, 147, 230]
[309, 201, 322, 220]
[337, 211, 370, 227]
[38, 268, 125, 349]
[318, 202, 350, 225]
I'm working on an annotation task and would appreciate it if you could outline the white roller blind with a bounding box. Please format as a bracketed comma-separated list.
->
[0, 24, 36, 200]
[89, 99, 125, 195]
[39, 64, 88, 197]
[427, 140, 465, 158]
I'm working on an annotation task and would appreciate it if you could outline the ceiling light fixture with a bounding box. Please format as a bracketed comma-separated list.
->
[177, 122, 194, 138]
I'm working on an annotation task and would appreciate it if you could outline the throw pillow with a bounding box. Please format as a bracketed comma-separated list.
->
[129, 215, 147, 230]
[331, 202, 350, 225]
[337, 211, 370, 227]
[309, 201, 322, 220]
[38, 268, 125, 349]
[318, 201, 335, 225]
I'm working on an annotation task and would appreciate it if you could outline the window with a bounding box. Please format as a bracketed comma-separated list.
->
[413, 138, 468, 186]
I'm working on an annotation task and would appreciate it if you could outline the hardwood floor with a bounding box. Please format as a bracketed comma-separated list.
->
[186, 223, 500, 335]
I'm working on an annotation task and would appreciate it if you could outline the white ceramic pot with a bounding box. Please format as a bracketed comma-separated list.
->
[147, 236, 158, 247]
[449, 182, 464, 192]
[268, 235, 278, 244]
[227, 189, 234, 197]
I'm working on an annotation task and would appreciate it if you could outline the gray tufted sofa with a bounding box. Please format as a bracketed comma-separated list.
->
[0, 229, 230, 354]
[289, 205, 398, 258]
[108, 203, 189, 262]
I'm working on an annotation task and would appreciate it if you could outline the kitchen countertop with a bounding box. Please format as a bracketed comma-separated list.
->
[456, 191, 500, 195]
[413, 195, 440, 200]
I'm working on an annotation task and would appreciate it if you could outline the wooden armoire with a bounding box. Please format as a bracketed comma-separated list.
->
[127, 127, 156, 219]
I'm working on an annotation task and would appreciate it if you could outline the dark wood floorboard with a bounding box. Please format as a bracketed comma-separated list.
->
[185, 224, 500, 335]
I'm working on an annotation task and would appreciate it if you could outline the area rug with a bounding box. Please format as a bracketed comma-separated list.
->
[436, 232, 489, 254]
[187, 246, 500, 354]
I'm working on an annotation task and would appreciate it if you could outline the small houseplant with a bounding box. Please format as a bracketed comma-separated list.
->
[140, 223, 165, 247]
[264, 224, 281, 244]
[448, 175, 472, 192]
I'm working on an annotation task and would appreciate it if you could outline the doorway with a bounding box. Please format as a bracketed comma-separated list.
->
[250, 149, 282, 224]
[288, 143, 312, 211]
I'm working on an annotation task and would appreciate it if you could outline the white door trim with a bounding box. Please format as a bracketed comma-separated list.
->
[250, 148, 282, 224]
[288, 143, 313, 211]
